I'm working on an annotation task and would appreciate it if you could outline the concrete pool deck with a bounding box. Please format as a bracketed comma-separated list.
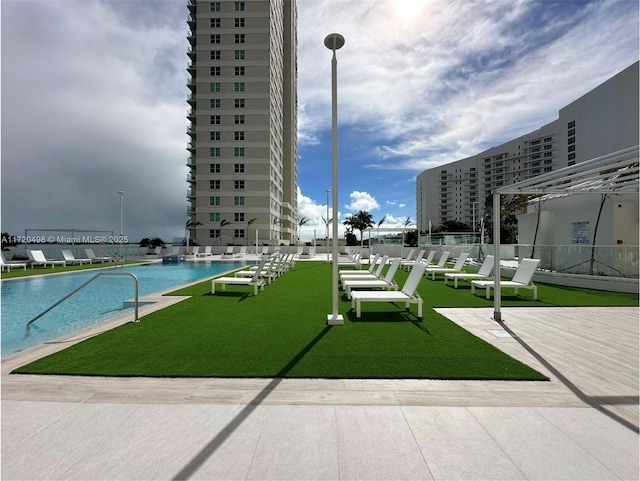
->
[2, 305, 638, 480]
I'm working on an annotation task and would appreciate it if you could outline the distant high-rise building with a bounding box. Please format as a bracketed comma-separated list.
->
[416, 62, 639, 233]
[186, 0, 298, 247]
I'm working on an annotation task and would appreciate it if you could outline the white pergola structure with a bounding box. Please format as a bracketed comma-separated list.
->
[491, 145, 639, 321]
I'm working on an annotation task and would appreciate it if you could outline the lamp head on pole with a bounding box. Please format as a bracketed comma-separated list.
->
[324, 33, 345, 51]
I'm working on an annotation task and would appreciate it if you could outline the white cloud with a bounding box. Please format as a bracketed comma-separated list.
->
[344, 191, 380, 212]
[298, 0, 639, 174]
[297, 187, 346, 242]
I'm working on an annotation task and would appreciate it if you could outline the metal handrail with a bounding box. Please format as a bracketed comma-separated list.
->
[25, 272, 139, 336]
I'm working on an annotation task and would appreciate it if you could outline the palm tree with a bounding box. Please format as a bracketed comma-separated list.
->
[246, 218, 257, 246]
[298, 217, 309, 246]
[376, 215, 386, 246]
[185, 220, 202, 252]
[219, 219, 231, 246]
[350, 210, 374, 246]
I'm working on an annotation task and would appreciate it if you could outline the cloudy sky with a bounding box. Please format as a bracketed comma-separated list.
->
[1, 0, 638, 243]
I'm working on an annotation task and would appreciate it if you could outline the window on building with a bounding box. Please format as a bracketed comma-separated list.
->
[210, 34, 221, 44]
[210, 163, 220, 173]
[234, 213, 245, 222]
[234, 115, 245, 124]
[235, 34, 245, 44]
[235, 18, 245, 27]
[209, 147, 221, 157]
[234, 180, 245, 190]
[234, 163, 245, 173]
[210, 66, 221, 76]
[235, 2, 245, 11]
[544, 137, 553, 142]
[544, 144, 552, 150]
[234, 66, 245, 76]
[544, 167, 552, 172]
[235, 98, 245, 108]
[568, 137, 575, 145]
[210, 82, 221, 92]
[209, 196, 221, 206]
[210, 99, 221, 109]
[568, 120, 575, 129]
[234, 196, 245, 206]
[568, 145, 575, 152]
[568, 158, 576, 164]
[234, 131, 245, 141]
[210, 18, 221, 28]
[210, 2, 221, 12]
[210, 131, 221, 141]
[235, 50, 245, 60]
[209, 229, 220, 238]
[234, 82, 245, 92]
[210, 213, 220, 223]
[234, 147, 245, 157]
[568, 128, 575, 136]
[568, 153, 576, 161]
[544, 152, 552, 158]
[234, 229, 245, 238]
[210, 180, 220, 190]
[210, 50, 221, 60]
[210, 115, 221, 125]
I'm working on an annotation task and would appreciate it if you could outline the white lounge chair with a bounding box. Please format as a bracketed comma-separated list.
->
[343, 257, 401, 299]
[236, 246, 247, 257]
[351, 260, 428, 319]
[85, 248, 111, 263]
[340, 253, 380, 276]
[27, 250, 66, 268]
[235, 255, 281, 284]
[61, 249, 92, 265]
[425, 252, 469, 280]
[196, 246, 212, 257]
[211, 259, 267, 296]
[340, 255, 389, 282]
[471, 258, 541, 299]
[1, 253, 27, 272]
[221, 246, 235, 258]
[338, 252, 362, 268]
[401, 250, 433, 271]
[445, 255, 494, 288]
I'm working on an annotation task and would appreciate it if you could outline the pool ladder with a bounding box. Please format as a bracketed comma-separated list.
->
[25, 272, 139, 336]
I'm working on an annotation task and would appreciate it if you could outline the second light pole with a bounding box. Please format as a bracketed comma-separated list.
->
[325, 33, 344, 326]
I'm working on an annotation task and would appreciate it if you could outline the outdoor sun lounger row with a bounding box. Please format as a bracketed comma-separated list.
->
[211, 258, 267, 296]
[351, 260, 427, 319]
[343, 257, 401, 299]
[444, 255, 494, 287]
[340, 255, 388, 282]
[425, 252, 468, 280]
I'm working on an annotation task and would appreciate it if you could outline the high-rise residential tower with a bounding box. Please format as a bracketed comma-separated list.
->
[186, 0, 298, 247]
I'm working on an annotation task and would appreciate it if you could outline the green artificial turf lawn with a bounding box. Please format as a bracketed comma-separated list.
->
[13, 261, 637, 379]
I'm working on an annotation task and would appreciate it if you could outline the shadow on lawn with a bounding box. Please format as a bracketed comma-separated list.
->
[344, 308, 432, 334]
[172, 325, 333, 480]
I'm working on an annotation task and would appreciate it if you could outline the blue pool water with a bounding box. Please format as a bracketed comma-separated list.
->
[1, 261, 250, 357]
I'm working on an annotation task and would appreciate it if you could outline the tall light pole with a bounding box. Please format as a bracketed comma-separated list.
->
[325, 33, 344, 326]
[326, 188, 330, 262]
[118, 191, 124, 263]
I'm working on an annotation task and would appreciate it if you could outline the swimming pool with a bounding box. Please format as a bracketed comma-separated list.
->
[1, 261, 250, 357]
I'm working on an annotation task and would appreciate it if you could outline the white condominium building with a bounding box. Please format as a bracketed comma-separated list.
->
[416, 62, 639, 233]
[186, 0, 298, 246]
